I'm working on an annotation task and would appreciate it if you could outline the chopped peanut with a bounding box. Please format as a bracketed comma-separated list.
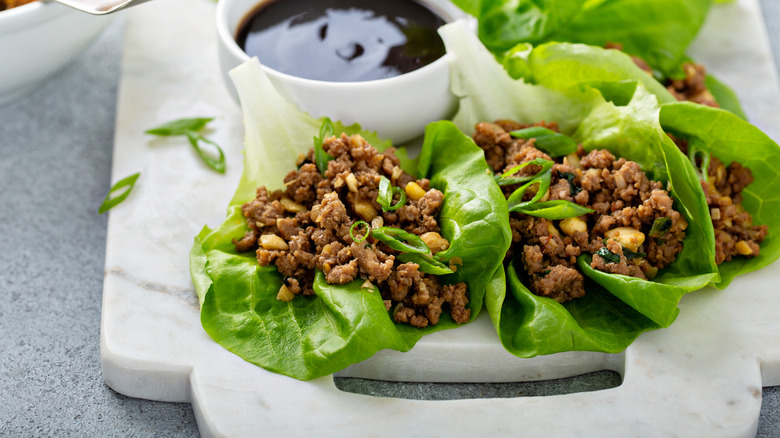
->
[260, 234, 289, 251]
[354, 199, 378, 221]
[405, 181, 427, 201]
[280, 197, 306, 213]
[735, 240, 754, 256]
[564, 153, 581, 169]
[277, 285, 295, 302]
[605, 227, 645, 252]
[559, 216, 587, 236]
[420, 232, 450, 254]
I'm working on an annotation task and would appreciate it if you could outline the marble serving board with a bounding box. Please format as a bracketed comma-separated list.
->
[101, 0, 780, 436]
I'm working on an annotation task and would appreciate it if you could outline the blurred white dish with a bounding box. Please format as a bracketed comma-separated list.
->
[215, 0, 466, 144]
[0, 1, 112, 106]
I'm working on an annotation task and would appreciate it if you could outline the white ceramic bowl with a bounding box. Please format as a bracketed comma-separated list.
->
[0, 1, 113, 106]
[216, 0, 465, 144]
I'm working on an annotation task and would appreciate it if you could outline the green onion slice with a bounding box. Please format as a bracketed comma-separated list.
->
[397, 253, 454, 275]
[495, 158, 553, 186]
[558, 171, 582, 195]
[687, 141, 711, 183]
[510, 127, 578, 157]
[313, 117, 336, 175]
[370, 227, 429, 254]
[145, 117, 225, 173]
[186, 132, 226, 173]
[506, 170, 552, 210]
[511, 200, 594, 220]
[349, 220, 370, 243]
[596, 246, 621, 264]
[649, 217, 673, 238]
[99, 173, 140, 214]
[376, 176, 407, 211]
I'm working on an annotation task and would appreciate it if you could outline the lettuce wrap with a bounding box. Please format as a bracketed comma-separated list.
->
[450, 0, 746, 116]
[440, 20, 718, 356]
[660, 102, 780, 288]
[487, 37, 779, 288]
[190, 58, 511, 380]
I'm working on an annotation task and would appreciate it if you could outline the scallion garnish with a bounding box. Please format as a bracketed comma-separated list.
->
[370, 227, 429, 254]
[649, 217, 673, 238]
[687, 142, 711, 183]
[494, 158, 553, 186]
[559, 171, 582, 195]
[514, 200, 594, 219]
[501, 158, 592, 220]
[145, 117, 226, 173]
[596, 246, 621, 264]
[313, 118, 336, 175]
[396, 253, 454, 275]
[99, 172, 140, 214]
[349, 220, 370, 243]
[623, 247, 647, 260]
[376, 176, 407, 211]
[510, 127, 577, 157]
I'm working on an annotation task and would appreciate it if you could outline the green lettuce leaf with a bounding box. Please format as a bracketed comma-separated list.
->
[451, 0, 712, 78]
[500, 41, 746, 121]
[660, 102, 780, 288]
[189, 58, 511, 380]
[547, 0, 713, 78]
[488, 260, 659, 357]
[451, 0, 750, 115]
[440, 21, 718, 354]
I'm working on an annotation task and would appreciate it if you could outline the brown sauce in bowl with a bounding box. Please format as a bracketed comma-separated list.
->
[235, 0, 446, 82]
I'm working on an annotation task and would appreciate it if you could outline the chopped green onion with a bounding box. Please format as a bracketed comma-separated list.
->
[376, 176, 407, 211]
[319, 117, 335, 141]
[313, 118, 336, 174]
[649, 217, 673, 238]
[510, 127, 578, 157]
[186, 132, 226, 173]
[99, 173, 140, 214]
[623, 247, 647, 260]
[370, 227, 429, 254]
[511, 200, 594, 220]
[558, 171, 582, 195]
[349, 220, 370, 243]
[506, 169, 552, 211]
[146, 117, 226, 173]
[494, 158, 553, 186]
[397, 253, 454, 275]
[596, 246, 621, 264]
[687, 142, 711, 183]
[145, 117, 212, 136]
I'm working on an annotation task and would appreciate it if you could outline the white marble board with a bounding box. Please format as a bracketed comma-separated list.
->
[101, 0, 780, 436]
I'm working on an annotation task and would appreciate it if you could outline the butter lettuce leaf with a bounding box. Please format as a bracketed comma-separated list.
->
[441, 21, 717, 355]
[660, 102, 780, 288]
[452, 0, 712, 78]
[189, 58, 510, 380]
[488, 260, 658, 357]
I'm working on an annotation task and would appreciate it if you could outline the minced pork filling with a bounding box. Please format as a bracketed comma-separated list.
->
[233, 132, 470, 328]
[473, 119, 687, 303]
[669, 134, 768, 264]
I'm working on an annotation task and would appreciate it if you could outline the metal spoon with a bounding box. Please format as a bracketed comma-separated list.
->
[52, 0, 153, 14]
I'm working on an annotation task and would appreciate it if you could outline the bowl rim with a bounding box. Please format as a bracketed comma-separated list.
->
[215, 0, 463, 90]
[0, 1, 65, 28]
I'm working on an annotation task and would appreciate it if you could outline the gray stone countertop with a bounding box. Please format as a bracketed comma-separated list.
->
[1, 2, 778, 437]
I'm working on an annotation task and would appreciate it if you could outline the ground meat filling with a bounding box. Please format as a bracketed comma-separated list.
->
[473, 120, 687, 302]
[234, 133, 470, 328]
[604, 42, 719, 107]
[671, 135, 768, 264]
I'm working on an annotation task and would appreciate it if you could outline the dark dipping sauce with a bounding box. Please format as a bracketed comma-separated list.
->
[235, 0, 447, 82]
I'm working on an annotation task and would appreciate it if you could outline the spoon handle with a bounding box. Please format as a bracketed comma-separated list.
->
[52, 0, 154, 15]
